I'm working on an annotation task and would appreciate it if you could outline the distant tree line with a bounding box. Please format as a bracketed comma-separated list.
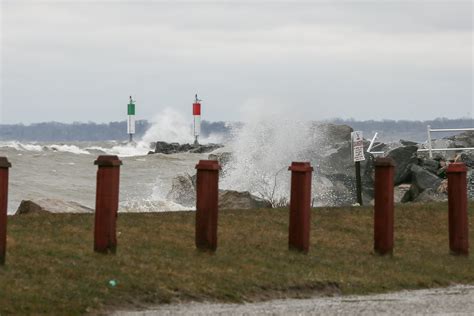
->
[330, 117, 474, 142]
[0, 121, 150, 141]
[0, 118, 471, 142]
[0, 120, 232, 142]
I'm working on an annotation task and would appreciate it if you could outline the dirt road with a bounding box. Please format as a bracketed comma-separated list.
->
[113, 285, 474, 315]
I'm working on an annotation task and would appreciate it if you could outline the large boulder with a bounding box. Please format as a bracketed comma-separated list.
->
[413, 188, 447, 203]
[421, 159, 440, 174]
[166, 174, 196, 207]
[405, 164, 443, 200]
[411, 164, 443, 192]
[218, 190, 272, 210]
[387, 145, 419, 185]
[16, 199, 93, 215]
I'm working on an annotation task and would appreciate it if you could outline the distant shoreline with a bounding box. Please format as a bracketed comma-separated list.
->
[1, 117, 472, 142]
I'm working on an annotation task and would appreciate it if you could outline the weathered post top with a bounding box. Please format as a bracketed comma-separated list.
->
[94, 155, 122, 167]
[374, 157, 395, 167]
[195, 160, 220, 171]
[447, 162, 468, 173]
[0, 157, 12, 168]
[288, 162, 313, 172]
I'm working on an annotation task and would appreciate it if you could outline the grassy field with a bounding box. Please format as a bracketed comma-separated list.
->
[0, 202, 473, 315]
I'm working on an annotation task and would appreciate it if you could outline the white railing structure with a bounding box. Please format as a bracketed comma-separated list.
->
[418, 125, 474, 158]
[367, 132, 385, 156]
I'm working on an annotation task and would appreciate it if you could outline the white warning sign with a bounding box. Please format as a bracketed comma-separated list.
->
[351, 131, 365, 162]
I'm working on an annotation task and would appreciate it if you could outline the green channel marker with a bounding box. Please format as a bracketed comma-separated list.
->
[127, 103, 135, 115]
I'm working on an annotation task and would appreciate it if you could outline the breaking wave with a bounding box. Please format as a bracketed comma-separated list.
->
[0, 141, 90, 155]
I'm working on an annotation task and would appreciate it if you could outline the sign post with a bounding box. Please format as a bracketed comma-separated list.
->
[127, 96, 136, 143]
[351, 131, 365, 205]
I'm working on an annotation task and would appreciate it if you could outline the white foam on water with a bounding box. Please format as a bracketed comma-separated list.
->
[83, 146, 108, 153]
[106, 142, 151, 157]
[220, 99, 326, 206]
[0, 141, 43, 151]
[47, 144, 90, 155]
[1, 142, 89, 155]
[21, 143, 43, 151]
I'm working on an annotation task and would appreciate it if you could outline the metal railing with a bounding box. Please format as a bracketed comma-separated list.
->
[367, 132, 385, 156]
[417, 126, 474, 158]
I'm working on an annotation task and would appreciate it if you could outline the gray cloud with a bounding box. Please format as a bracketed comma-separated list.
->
[1, 0, 472, 123]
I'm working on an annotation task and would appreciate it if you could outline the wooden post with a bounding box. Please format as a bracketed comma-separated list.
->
[373, 157, 395, 256]
[94, 155, 122, 254]
[447, 162, 469, 256]
[195, 160, 220, 251]
[0, 157, 11, 265]
[288, 162, 314, 253]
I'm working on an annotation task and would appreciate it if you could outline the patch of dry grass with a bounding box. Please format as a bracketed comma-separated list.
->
[0, 202, 473, 314]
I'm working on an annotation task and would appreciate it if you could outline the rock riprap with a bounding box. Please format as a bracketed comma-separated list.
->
[150, 141, 223, 155]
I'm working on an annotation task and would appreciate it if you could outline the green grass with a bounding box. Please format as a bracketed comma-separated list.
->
[0, 202, 473, 315]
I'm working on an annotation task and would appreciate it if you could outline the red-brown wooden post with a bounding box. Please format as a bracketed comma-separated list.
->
[288, 162, 313, 253]
[94, 155, 122, 254]
[447, 162, 469, 256]
[195, 160, 220, 251]
[373, 157, 395, 255]
[0, 157, 11, 265]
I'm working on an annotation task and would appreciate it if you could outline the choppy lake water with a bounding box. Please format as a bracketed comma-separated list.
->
[0, 141, 210, 214]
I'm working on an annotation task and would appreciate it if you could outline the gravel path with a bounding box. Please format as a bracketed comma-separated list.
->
[112, 285, 474, 315]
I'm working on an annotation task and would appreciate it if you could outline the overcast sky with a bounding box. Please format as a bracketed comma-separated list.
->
[1, 0, 472, 124]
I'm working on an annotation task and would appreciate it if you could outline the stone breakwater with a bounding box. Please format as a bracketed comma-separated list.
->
[148, 141, 223, 155]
